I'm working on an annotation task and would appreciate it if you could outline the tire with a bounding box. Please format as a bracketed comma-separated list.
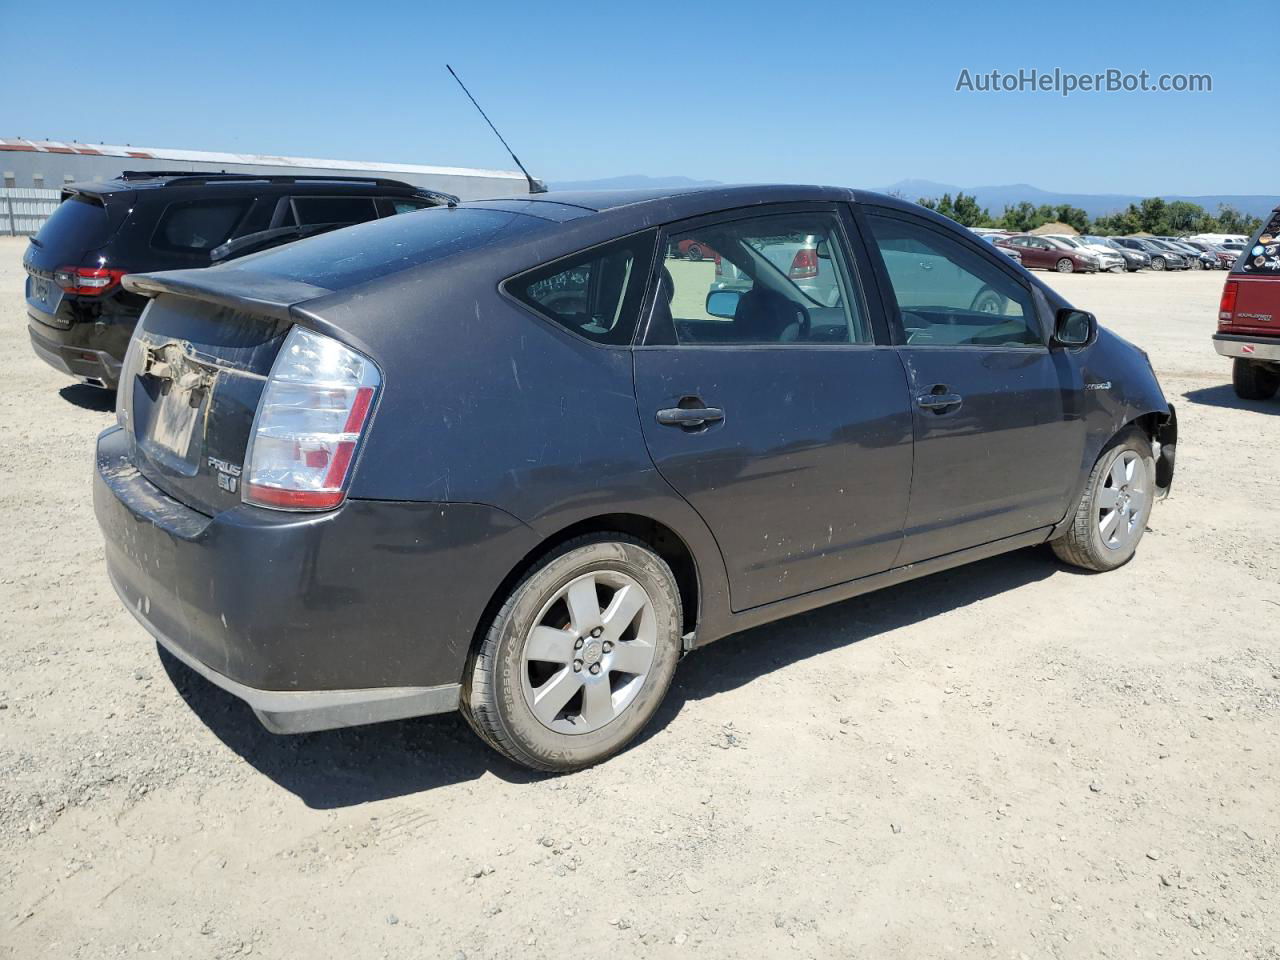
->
[462, 535, 683, 772]
[1151, 257, 1166, 271]
[1056, 258, 1075, 273]
[1232, 358, 1280, 401]
[1051, 429, 1156, 572]
[969, 286, 1006, 314]
[686, 243, 704, 262]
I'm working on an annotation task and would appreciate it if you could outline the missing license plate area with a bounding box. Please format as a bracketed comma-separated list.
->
[132, 338, 220, 476]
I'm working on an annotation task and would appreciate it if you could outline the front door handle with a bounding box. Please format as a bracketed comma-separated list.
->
[656, 406, 724, 428]
[916, 392, 963, 412]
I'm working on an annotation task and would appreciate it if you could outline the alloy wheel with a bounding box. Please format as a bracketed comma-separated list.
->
[1097, 450, 1147, 551]
[520, 570, 659, 735]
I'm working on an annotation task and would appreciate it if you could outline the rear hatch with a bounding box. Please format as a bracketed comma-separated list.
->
[1223, 210, 1280, 338]
[117, 270, 328, 516]
[24, 189, 134, 326]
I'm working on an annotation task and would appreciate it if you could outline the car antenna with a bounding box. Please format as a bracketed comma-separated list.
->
[446, 64, 547, 195]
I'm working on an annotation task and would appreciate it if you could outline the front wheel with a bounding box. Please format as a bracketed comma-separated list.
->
[462, 535, 683, 772]
[1051, 430, 1156, 572]
[1233, 358, 1280, 400]
[1056, 258, 1075, 273]
[1151, 257, 1166, 271]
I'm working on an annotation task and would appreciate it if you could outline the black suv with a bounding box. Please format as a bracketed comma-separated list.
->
[23, 172, 454, 389]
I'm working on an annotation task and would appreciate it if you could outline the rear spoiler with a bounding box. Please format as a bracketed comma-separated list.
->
[123, 268, 330, 322]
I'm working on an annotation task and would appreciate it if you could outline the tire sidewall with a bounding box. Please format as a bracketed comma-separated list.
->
[483, 539, 682, 769]
[1082, 435, 1156, 569]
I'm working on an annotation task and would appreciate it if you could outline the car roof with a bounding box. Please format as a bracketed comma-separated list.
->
[462, 184, 939, 232]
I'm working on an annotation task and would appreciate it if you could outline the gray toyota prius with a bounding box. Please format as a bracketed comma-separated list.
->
[95, 185, 1177, 771]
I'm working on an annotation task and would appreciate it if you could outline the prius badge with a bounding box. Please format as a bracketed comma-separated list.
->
[208, 457, 242, 493]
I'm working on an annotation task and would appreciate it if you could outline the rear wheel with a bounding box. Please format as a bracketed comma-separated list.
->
[462, 535, 683, 772]
[1051, 430, 1155, 572]
[1056, 258, 1075, 273]
[1232, 358, 1280, 400]
[686, 243, 704, 262]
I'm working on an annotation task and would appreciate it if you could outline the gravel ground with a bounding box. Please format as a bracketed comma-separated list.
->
[1, 237, 1277, 959]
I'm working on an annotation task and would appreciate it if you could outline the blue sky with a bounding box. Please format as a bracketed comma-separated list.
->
[2, 1, 1272, 196]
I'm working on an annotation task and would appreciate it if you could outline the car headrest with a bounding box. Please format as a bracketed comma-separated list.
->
[734, 288, 809, 343]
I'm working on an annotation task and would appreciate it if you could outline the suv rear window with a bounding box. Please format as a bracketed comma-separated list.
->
[153, 199, 252, 252]
[240, 207, 550, 291]
[1238, 211, 1280, 275]
[34, 195, 121, 254]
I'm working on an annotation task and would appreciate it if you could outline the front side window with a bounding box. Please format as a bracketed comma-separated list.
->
[656, 211, 870, 345]
[866, 213, 1041, 348]
[152, 198, 252, 252]
[508, 232, 656, 345]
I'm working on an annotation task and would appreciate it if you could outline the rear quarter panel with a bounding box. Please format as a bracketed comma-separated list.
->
[293, 243, 734, 639]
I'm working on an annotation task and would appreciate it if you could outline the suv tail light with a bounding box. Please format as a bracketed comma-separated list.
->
[789, 248, 819, 280]
[1218, 279, 1238, 327]
[243, 326, 381, 511]
[55, 265, 126, 295]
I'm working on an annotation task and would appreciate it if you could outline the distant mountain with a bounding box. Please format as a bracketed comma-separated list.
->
[548, 174, 722, 192]
[879, 179, 1277, 220]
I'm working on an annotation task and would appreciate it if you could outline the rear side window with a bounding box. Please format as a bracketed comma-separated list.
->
[507, 232, 656, 346]
[1239, 211, 1280, 275]
[292, 196, 378, 226]
[153, 199, 251, 252]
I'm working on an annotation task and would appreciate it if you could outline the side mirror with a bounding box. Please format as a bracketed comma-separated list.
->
[815, 238, 831, 260]
[706, 290, 740, 319]
[1053, 308, 1096, 347]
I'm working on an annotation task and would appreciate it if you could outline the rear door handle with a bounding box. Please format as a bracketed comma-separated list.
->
[916, 392, 963, 411]
[656, 406, 724, 428]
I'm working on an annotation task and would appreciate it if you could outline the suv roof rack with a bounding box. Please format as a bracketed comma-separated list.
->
[118, 170, 418, 190]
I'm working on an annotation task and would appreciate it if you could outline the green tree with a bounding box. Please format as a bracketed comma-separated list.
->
[917, 192, 994, 228]
[1052, 204, 1091, 233]
[1138, 197, 1168, 234]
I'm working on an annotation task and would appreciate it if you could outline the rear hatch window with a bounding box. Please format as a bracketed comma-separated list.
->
[26, 193, 131, 270]
[118, 295, 290, 517]
[1234, 211, 1280, 275]
[234, 206, 548, 291]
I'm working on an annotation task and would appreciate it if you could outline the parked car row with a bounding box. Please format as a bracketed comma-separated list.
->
[966, 228, 1242, 274]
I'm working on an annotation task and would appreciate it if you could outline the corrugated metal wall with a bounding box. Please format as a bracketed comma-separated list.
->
[0, 188, 61, 236]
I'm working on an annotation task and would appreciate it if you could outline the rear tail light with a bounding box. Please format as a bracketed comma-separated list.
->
[55, 265, 126, 295]
[789, 248, 819, 280]
[1218, 280, 1238, 326]
[243, 326, 380, 511]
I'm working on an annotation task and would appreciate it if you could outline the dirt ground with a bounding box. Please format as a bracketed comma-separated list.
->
[1, 236, 1277, 960]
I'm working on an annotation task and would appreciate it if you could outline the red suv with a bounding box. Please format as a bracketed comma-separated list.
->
[1214, 206, 1280, 400]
